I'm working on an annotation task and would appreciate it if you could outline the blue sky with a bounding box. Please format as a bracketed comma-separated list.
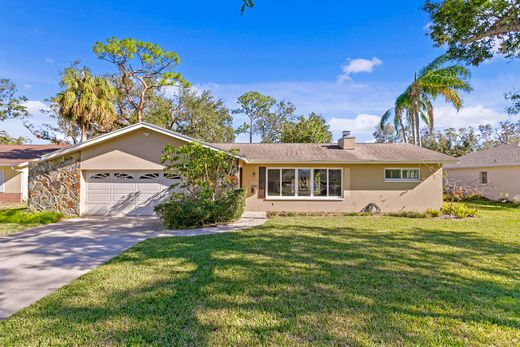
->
[1, 0, 518, 143]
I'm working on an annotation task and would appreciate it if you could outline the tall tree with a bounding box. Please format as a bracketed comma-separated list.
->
[421, 120, 520, 156]
[233, 91, 276, 143]
[381, 54, 472, 146]
[145, 86, 235, 142]
[0, 79, 28, 121]
[281, 113, 332, 143]
[93, 37, 188, 123]
[53, 63, 117, 142]
[424, 0, 520, 66]
[424, 1, 520, 114]
[256, 100, 296, 143]
[0, 131, 25, 144]
[24, 101, 81, 145]
[372, 124, 400, 144]
[506, 90, 520, 115]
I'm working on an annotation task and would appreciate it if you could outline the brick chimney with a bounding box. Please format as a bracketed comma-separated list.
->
[338, 130, 356, 150]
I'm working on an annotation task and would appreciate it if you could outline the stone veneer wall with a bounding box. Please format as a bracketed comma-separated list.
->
[28, 154, 81, 216]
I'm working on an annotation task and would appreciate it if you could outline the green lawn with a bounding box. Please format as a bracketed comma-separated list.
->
[1, 201, 519, 346]
[0, 207, 63, 236]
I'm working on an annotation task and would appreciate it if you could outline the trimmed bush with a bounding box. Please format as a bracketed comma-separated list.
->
[0, 208, 63, 225]
[442, 203, 478, 219]
[155, 188, 246, 229]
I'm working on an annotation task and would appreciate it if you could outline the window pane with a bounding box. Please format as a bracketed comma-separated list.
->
[480, 171, 488, 184]
[385, 169, 401, 179]
[328, 169, 342, 196]
[281, 169, 296, 196]
[314, 169, 327, 196]
[298, 169, 311, 196]
[402, 169, 419, 180]
[267, 169, 281, 196]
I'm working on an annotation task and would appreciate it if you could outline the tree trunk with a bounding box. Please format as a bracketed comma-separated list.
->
[410, 113, 416, 146]
[249, 117, 253, 143]
[399, 118, 407, 143]
[80, 123, 88, 142]
[415, 111, 422, 147]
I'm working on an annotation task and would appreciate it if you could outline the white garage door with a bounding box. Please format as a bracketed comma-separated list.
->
[85, 171, 180, 216]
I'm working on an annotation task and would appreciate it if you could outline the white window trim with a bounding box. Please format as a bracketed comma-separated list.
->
[384, 168, 421, 182]
[265, 167, 343, 200]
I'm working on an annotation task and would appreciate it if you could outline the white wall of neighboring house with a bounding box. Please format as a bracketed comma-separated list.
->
[446, 165, 520, 201]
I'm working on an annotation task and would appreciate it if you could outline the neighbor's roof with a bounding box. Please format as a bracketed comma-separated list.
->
[213, 142, 456, 164]
[0, 144, 66, 166]
[445, 142, 520, 169]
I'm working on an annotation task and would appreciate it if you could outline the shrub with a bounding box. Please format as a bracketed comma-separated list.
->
[425, 208, 442, 217]
[442, 203, 478, 218]
[155, 188, 246, 229]
[385, 211, 429, 218]
[210, 188, 246, 223]
[0, 208, 63, 225]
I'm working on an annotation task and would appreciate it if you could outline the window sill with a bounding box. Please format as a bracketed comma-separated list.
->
[384, 179, 421, 183]
[265, 196, 344, 201]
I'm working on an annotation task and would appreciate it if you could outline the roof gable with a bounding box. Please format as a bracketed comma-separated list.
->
[36, 123, 245, 163]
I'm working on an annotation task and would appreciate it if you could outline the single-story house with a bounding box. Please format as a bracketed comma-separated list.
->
[445, 142, 520, 201]
[26, 122, 455, 216]
[0, 144, 65, 203]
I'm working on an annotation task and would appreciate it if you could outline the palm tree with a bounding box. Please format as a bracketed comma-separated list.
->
[54, 63, 117, 142]
[381, 54, 472, 146]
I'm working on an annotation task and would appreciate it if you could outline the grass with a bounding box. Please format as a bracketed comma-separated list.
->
[1, 201, 519, 346]
[0, 207, 63, 236]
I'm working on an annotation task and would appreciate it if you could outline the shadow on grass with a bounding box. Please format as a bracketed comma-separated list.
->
[1, 216, 520, 345]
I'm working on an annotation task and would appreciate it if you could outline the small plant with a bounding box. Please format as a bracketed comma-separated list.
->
[442, 203, 478, 219]
[0, 208, 63, 225]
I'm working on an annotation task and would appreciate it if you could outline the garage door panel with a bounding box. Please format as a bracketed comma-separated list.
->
[87, 193, 111, 202]
[85, 171, 176, 216]
[112, 183, 136, 191]
[85, 204, 111, 216]
[87, 182, 110, 190]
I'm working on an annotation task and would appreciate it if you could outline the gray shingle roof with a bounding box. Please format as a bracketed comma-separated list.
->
[0, 144, 66, 165]
[212, 142, 456, 164]
[445, 142, 520, 169]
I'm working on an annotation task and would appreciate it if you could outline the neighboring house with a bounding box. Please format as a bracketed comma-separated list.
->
[445, 142, 520, 201]
[0, 144, 65, 204]
[26, 123, 455, 216]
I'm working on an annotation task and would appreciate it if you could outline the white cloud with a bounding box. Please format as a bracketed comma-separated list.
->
[433, 104, 508, 129]
[337, 57, 383, 83]
[23, 100, 49, 116]
[328, 114, 381, 136]
[45, 58, 54, 64]
[23, 84, 32, 89]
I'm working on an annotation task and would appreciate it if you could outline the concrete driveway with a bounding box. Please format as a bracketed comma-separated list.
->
[0, 217, 163, 319]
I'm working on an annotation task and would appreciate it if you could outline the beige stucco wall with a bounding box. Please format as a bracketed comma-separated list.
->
[0, 166, 22, 193]
[241, 163, 443, 212]
[80, 129, 185, 170]
[59, 127, 444, 214]
[445, 166, 520, 201]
